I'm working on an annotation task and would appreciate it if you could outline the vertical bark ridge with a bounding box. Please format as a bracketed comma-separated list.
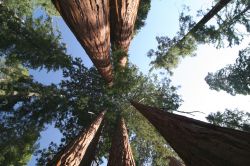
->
[131, 101, 250, 166]
[110, 0, 140, 67]
[52, 0, 113, 83]
[48, 111, 106, 166]
[79, 121, 104, 166]
[108, 118, 135, 166]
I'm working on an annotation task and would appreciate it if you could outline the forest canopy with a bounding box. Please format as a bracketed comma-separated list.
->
[0, 0, 250, 165]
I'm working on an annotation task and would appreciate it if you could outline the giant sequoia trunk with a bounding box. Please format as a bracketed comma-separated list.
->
[131, 101, 250, 166]
[79, 122, 103, 166]
[48, 111, 106, 166]
[110, 0, 140, 67]
[108, 118, 135, 166]
[52, 0, 113, 83]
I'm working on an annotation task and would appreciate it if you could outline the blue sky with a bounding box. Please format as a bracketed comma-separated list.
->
[28, 0, 250, 165]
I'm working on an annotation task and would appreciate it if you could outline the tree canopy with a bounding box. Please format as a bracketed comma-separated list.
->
[0, 3, 71, 71]
[205, 45, 250, 95]
[1, 0, 250, 165]
[148, 0, 250, 72]
[206, 109, 250, 132]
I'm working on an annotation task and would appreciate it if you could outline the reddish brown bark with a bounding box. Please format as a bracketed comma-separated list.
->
[79, 122, 103, 166]
[110, 0, 140, 67]
[48, 111, 106, 166]
[52, 0, 113, 83]
[166, 157, 185, 166]
[131, 101, 250, 166]
[108, 118, 135, 166]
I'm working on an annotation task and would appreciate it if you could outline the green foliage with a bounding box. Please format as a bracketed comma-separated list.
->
[3, 0, 58, 16]
[205, 46, 250, 95]
[0, 108, 41, 166]
[0, 5, 71, 71]
[206, 109, 250, 132]
[194, 0, 250, 48]
[134, 0, 151, 33]
[0, 57, 65, 166]
[0, 59, 29, 95]
[0, 1, 181, 165]
[33, 58, 182, 165]
[0, 80, 59, 166]
[149, 0, 250, 71]
[123, 108, 178, 165]
[148, 35, 197, 72]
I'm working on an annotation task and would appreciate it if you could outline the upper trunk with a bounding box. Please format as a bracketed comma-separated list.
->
[131, 101, 250, 166]
[175, 0, 231, 48]
[108, 118, 135, 166]
[187, 0, 231, 36]
[110, 0, 140, 67]
[52, 0, 113, 83]
[47, 111, 106, 166]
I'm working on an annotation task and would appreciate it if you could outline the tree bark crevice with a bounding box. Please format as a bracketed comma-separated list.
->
[131, 101, 250, 166]
[48, 111, 106, 166]
[108, 118, 135, 166]
[110, 0, 140, 67]
[52, 0, 113, 83]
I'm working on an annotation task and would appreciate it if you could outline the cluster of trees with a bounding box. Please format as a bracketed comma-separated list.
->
[0, 0, 182, 165]
[147, 0, 250, 136]
[1, 0, 250, 165]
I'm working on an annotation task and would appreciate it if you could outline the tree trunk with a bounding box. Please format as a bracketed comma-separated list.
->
[79, 122, 103, 166]
[187, 0, 231, 36]
[173, 0, 231, 50]
[110, 0, 140, 67]
[131, 101, 250, 166]
[166, 157, 185, 166]
[108, 118, 135, 166]
[47, 111, 106, 166]
[52, 0, 113, 83]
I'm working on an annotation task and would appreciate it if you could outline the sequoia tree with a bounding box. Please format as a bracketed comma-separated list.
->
[108, 118, 135, 166]
[110, 0, 140, 67]
[34, 57, 181, 165]
[131, 101, 250, 166]
[48, 111, 106, 166]
[52, 0, 113, 83]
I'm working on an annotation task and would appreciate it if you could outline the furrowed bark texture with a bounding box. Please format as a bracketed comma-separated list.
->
[48, 111, 106, 166]
[108, 118, 135, 166]
[79, 122, 103, 166]
[110, 0, 140, 67]
[166, 157, 185, 166]
[131, 101, 250, 166]
[52, 0, 113, 83]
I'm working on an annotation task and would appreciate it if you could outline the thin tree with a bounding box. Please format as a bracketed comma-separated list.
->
[108, 118, 135, 166]
[168, 0, 232, 54]
[149, 0, 232, 70]
[110, 0, 140, 67]
[47, 111, 106, 166]
[182, 0, 231, 38]
[131, 101, 250, 166]
[52, 0, 113, 84]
